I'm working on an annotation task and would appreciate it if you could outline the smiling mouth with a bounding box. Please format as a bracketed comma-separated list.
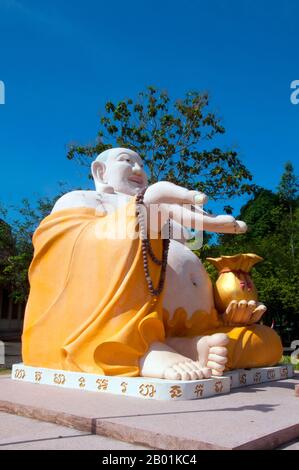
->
[128, 175, 144, 185]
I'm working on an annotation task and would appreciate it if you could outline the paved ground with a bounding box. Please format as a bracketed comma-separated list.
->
[279, 440, 299, 450]
[0, 412, 149, 450]
[0, 372, 298, 450]
[1, 411, 298, 450]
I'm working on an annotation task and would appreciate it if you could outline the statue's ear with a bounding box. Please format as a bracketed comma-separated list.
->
[92, 161, 106, 183]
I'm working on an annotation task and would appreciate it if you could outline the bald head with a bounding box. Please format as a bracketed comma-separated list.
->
[92, 147, 148, 196]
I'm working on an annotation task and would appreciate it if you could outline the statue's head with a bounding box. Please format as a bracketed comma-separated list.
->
[92, 147, 148, 196]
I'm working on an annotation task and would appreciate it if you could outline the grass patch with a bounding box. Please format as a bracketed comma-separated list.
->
[279, 355, 299, 370]
[0, 368, 11, 375]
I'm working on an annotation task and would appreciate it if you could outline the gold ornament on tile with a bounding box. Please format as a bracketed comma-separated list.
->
[34, 371, 42, 382]
[53, 373, 65, 385]
[14, 368, 26, 379]
[253, 372, 261, 383]
[267, 369, 275, 380]
[96, 378, 109, 391]
[169, 385, 182, 398]
[214, 380, 224, 393]
[239, 373, 247, 385]
[280, 367, 288, 379]
[120, 382, 128, 394]
[194, 384, 204, 398]
[206, 253, 263, 313]
[78, 377, 86, 388]
[139, 384, 156, 398]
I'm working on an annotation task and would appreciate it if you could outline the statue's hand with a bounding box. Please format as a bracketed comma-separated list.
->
[144, 181, 208, 206]
[223, 300, 267, 326]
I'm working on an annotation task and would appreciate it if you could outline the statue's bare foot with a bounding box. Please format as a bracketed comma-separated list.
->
[163, 359, 211, 381]
[197, 333, 229, 376]
[140, 342, 211, 381]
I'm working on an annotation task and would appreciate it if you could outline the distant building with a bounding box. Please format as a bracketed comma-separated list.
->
[0, 287, 25, 340]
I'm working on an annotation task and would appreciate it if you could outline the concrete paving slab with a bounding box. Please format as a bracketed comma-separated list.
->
[279, 440, 299, 450]
[1, 435, 150, 450]
[94, 377, 299, 450]
[0, 411, 83, 445]
[0, 374, 298, 450]
[0, 412, 149, 450]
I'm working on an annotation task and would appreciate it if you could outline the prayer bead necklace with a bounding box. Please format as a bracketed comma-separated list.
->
[136, 190, 170, 297]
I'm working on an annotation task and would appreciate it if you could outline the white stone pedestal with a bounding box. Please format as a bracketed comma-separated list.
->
[11, 363, 294, 401]
[11, 363, 230, 401]
[225, 364, 294, 389]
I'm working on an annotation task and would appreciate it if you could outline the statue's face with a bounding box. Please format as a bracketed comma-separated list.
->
[98, 148, 148, 196]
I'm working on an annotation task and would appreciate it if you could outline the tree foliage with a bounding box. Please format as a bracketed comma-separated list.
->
[278, 161, 299, 203]
[67, 86, 255, 200]
[0, 195, 61, 303]
[277, 161, 299, 267]
[203, 165, 299, 345]
[0, 219, 15, 276]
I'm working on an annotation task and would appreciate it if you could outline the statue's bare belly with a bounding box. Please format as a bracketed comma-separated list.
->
[164, 240, 214, 318]
[52, 191, 214, 317]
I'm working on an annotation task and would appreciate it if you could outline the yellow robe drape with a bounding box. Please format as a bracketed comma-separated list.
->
[22, 197, 165, 376]
[22, 195, 283, 376]
[163, 307, 283, 370]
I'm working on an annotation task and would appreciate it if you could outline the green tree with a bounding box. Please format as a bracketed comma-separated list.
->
[0, 218, 15, 282]
[204, 167, 299, 345]
[277, 161, 299, 266]
[0, 194, 62, 303]
[67, 86, 255, 201]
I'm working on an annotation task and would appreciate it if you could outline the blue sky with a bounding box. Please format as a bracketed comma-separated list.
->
[0, 0, 298, 217]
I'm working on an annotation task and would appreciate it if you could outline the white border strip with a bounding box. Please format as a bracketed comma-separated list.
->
[11, 363, 230, 401]
[225, 364, 294, 389]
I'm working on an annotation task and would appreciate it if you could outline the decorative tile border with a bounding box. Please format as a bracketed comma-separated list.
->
[225, 364, 294, 389]
[11, 363, 294, 400]
[11, 363, 230, 401]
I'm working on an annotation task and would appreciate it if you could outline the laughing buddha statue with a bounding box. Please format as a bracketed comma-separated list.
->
[22, 148, 283, 380]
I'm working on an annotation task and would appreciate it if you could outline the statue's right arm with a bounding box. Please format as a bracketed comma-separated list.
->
[144, 181, 208, 206]
[143, 182, 247, 235]
[143, 181, 206, 235]
[143, 181, 210, 234]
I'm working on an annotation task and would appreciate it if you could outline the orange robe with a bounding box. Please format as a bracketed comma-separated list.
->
[163, 307, 283, 370]
[22, 197, 165, 376]
[22, 196, 283, 375]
